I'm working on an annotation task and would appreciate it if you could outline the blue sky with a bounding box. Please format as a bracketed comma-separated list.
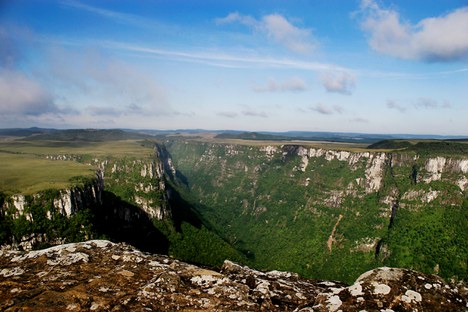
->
[1, 0, 467, 135]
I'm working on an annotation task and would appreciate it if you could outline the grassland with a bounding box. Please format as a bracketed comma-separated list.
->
[0, 138, 156, 194]
[165, 133, 374, 152]
[0, 151, 92, 195]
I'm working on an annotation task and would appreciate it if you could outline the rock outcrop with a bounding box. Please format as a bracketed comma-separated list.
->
[0, 240, 466, 311]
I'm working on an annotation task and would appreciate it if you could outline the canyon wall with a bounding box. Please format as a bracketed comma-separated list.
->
[164, 140, 468, 283]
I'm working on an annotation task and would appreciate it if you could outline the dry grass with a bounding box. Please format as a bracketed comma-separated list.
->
[181, 136, 376, 152]
[0, 139, 155, 194]
[0, 152, 95, 194]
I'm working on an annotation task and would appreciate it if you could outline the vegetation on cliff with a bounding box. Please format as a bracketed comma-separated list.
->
[0, 136, 244, 268]
[0, 131, 466, 284]
[165, 138, 467, 283]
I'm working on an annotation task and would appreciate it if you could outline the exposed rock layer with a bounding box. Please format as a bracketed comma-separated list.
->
[0, 240, 466, 311]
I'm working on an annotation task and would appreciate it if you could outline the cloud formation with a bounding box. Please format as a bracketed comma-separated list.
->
[216, 111, 238, 118]
[253, 76, 306, 93]
[320, 71, 356, 95]
[61, 0, 157, 30]
[216, 12, 316, 54]
[359, 0, 468, 62]
[241, 110, 267, 118]
[387, 98, 451, 112]
[386, 100, 406, 112]
[0, 69, 58, 116]
[44, 47, 168, 117]
[350, 117, 369, 123]
[310, 103, 343, 115]
[414, 97, 451, 110]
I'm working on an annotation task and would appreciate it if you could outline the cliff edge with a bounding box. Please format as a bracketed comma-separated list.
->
[0, 240, 466, 311]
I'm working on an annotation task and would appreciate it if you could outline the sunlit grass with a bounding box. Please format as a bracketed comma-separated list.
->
[0, 139, 155, 194]
[182, 137, 376, 152]
[0, 152, 95, 194]
[0, 139, 155, 157]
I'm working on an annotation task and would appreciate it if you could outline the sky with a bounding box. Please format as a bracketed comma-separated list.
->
[1, 0, 468, 135]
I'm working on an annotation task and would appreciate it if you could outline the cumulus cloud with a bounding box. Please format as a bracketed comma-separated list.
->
[0, 25, 170, 128]
[310, 103, 343, 115]
[387, 100, 406, 112]
[320, 71, 356, 95]
[0, 69, 58, 116]
[216, 12, 316, 54]
[253, 76, 306, 93]
[215, 12, 257, 27]
[358, 0, 468, 62]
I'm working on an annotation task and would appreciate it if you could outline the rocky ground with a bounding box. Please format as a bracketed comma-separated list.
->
[0, 240, 466, 311]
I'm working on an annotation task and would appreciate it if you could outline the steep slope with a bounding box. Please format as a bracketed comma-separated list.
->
[0, 139, 244, 267]
[165, 139, 468, 283]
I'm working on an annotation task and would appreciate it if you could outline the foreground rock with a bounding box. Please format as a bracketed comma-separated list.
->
[0, 240, 466, 311]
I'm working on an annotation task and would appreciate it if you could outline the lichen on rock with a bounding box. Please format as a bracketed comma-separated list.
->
[0, 241, 466, 311]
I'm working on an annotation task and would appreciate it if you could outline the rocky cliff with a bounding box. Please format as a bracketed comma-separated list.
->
[94, 144, 172, 221]
[0, 172, 104, 250]
[164, 140, 468, 283]
[0, 240, 466, 311]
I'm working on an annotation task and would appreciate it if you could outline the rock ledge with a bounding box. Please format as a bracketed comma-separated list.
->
[0, 240, 466, 311]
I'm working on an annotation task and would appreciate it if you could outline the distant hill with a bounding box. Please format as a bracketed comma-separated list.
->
[215, 132, 291, 141]
[0, 127, 56, 137]
[19, 129, 151, 142]
[1, 128, 466, 144]
[368, 139, 468, 155]
[367, 140, 414, 150]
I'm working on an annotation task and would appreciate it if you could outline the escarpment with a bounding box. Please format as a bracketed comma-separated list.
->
[1, 138, 467, 285]
[0, 145, 174, 252]
[0, 172, 104, 250]
[164, 140, 468, 283]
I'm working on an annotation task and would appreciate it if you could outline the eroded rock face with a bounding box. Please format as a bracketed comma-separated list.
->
[314, 267, 467, 311]
[0, 240, 466, 311]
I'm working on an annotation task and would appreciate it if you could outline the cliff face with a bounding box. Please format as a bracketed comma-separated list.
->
[0, 240, 466, 311]
[95, 149, 171, 221]
[1, 172, 104, 250]
[0, 143, 176, 251]
[0, 144, 178, 253]
[6, 171, 103, 220]
[165, 140, 468, 283]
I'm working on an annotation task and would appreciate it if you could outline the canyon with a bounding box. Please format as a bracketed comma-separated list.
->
[0, 132, 467, 310]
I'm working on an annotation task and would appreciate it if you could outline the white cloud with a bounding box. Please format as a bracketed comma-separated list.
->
[253, 76, 306, 93]
[262, 14, 316, 54]
[44, 47, 168, 117]
[216, 12, 316, 54]
[320, 71, 356, 95]
[0, 69, 57, 116]
[359, 0, 468, 62]
[215, 12, 257, 27]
